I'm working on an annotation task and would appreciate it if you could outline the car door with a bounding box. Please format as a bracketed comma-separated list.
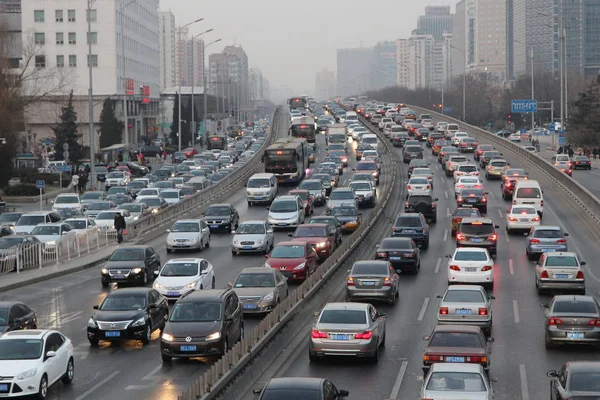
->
[199, 260, 213, 289]
[265, 223, 274, 247]
[227, 293, 243, 342]
[368, 305, 384, 345]
[147, 247, 160, 273]
[200, 220, 209, 242]
[306, 244, 318, 274]
[62, 224, 76, 249]
[552, 364, 568, 400]
[147, 290, 162, 330]
[43, 333, 63, 384]
[275, 271, 288, 300]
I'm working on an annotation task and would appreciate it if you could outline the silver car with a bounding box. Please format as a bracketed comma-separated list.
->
[422, 363, 494, 400]
[84, 201, 115, 219]
[232, 221, 274, 255]
[166, 219, 211, 252]
[542, 295, 600, 349]
[326, 188, 358, 213]
[232, 267, 288, 314]
[437, 285, 494, 336]
[31, 222, 78, 254]
[298, 179, 326, 206]
[348, 180, 376, 207]
[309, 302, 386, 363]
[525, 225, 569, 260]
[535, 251, 586, 295]
[345, 260, 399, 304]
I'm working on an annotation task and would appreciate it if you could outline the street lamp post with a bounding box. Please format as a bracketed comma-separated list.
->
[530, 47, 535, 132]
[87, 0, 97, 187]
[190, 29, 214, 149]
[449, 44, 467, 121]
[201, 38, 221, 140]
[119, 0, 137, 162]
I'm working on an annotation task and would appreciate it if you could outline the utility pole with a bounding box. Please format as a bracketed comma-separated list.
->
[191, 29, 214, 148]
[87, 0, 97, 187]
[120, 0, 137, 161]
[531, 47, 535, 132]
[202, 38, 221, 140]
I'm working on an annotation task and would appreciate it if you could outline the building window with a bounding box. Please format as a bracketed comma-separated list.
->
[56, 55, 64, 68]
[34, 10, 44, 22]
[87, 9, 97, 22]
[87, 32, 97, 45]
[68, 55, 76, 67]
[87, 54, 98, 67]
[35, 55, 46, 68]
[56, 32, 64, 45]
[68, 32, 76, 45]
[67, 9, 75, 22]
[55, 10, 63, 22]
[34, 32, 45, 45]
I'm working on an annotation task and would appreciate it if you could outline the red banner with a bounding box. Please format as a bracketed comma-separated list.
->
[142, 85, 150, 97]
[126, 78, 135, 95]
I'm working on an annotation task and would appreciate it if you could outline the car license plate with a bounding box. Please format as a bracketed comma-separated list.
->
[210, 224, 218, 228]
[180, 345, 197, 352]
[243, 246, 253, 249]
[456, 309, 471, 315]
[567, 332, 584, 339]
[467, 199, 476, 202]
[279, 223, 289, 226]
[167, 291, 179, 296]
[464, 267, 477, 272]
[113, 274, 125, 280]
[520, 218, 529, 222]
[555, 274, 569, 279]
[331, 334, 350, 340]
[446, 356, 465, 362]
[105, 331, 120, 337]
[0, 384, 8, 393]
[403, 229, 415, 233]
[243, 304, 257, 309]
[541, 248, 554, 252]
[362, 281, 376, 286]
[389, 257, 402, 261]
[256, 197, 265, 200]
[175, 244, 186, 247]
[471, 238, 483, 243]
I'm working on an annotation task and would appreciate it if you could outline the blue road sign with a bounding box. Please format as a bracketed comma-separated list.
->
[35, 180, 45, 189]
[442, 107, 453, 112]
[59, 165, 71, 173]
[549, 123, 556, 132]
[558, 130, 566, 145]
[511, 99, 538, 113]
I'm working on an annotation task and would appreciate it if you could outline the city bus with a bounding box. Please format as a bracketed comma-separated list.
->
[289, 116, 317, 147]
[264, 138, 309, 184]
[289, 97, 308, 110]
[207, 134, 227, 150]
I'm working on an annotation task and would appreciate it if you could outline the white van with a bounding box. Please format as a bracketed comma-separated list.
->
[246, 173, 278, 206]
[513, 180, 544, 217]
[328, 132, 348, 152]
[361, 133, 379, 150]
[345, 111, 359, 123]
[446, 124, 460, 139]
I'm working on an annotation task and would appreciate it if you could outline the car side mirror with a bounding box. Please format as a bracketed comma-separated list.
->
[93, 305, 99, 310]
[166, 229, 170, 233]
[546, 370, 558, 377]
[564, 232, 569, 236]
[422, 335, 431, 341]
[540, 303, 549, 308]
[377, 312, 386, 318]
[265, 207, 270, 210]
[495, 225, 500, 228]
[488, 295, 496, 300]
[436, 295, 442, 299]
[581, 261, 587, 266]
[252, 389, 262, 396]
[45, 351, 57, 359]
[434, 198, 439, 201]
[487, 337, 495, 342]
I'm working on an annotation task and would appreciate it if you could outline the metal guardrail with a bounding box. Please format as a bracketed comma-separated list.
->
[177, 113, 399, 400]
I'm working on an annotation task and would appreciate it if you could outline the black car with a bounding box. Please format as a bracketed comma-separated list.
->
[87, 287, 168, 345]
[403, 145, 424, 164]
[457, 188, 488, 213]
[95, 165, 108, 182]
[407, 159, 430, 177]
[0, 225, 13, 238]
[456, 217, 499, 257]
[101, 245, 162, 287]
[203, 203, 240, 232]
[376, 237, 421, 274]
[307, 216, 343, 247]
[160, 288, 244, 362]
[547, 361, 600, 399]
[0, 301, 37, 332]
[392, 132, 410, 147]
[391, 213, 430, 249]
[253, 377, 349, 400]
[572, 155, 592, 170]
[405, 194, 438, 223]
[173, 152, 187, 163]
[124, 162, 149, 177]
[127, 180, 147, 198]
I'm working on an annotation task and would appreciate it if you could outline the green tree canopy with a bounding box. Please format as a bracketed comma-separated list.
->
[51, 90, 83, 164]
[99, 98, 124, 149]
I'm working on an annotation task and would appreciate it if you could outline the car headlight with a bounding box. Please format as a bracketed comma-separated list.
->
[186, 281, 197, 289]
[233, 240, 239, 245]
[372, 171, 378, 176]
[152, 209, 159, 214]
[134, 216, 139, 220]
[153, 281, 162, 289]
[131, 317, 146, 327]
[87, 318, 97, 328]
[255, 238, 264, 245]
[364, 192, 372, 198]
[131, 267, 143, 274]
[161, 332, 174, 342]
[262, 293, 274, 302]
[294, 262, 306, 270]
[205, 332, 221, 341]
[46, 240, 57, 245]
[17, 368, 37, 380]
[101, 268, 108, 274]
[316, 242, 327, 248]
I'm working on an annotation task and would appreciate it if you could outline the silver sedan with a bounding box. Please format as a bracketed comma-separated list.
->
[232, 267, 288, 314]
[231, 221, 274, 255]
[422, 363, 494, 400]
[543, 295, 600, 349]
[535, 251, 586, 295]
[437, 285, 494, 336]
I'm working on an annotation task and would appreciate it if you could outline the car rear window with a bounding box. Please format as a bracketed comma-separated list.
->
[545, 255, 579, 267]
[553, 300, 597, 314]
[460, 223, 494, 235]
[516, 188, 541, 198]
[352, 262, 389, 275]
[260, 391, 321, 400]
[319, 309, 366, 324]
[454, 251, 488, 261]
[395, 216, 422, 227]
[430, 332, 483, 348]
[490, 161, 507, 167]
[380, 238, 412, 250]
[533, 229, 563, 239]
[444, 290, 485, 303]
[405, 146, 422, 153]
[454, 209, 481, 218]
[459, 165, 477, 172]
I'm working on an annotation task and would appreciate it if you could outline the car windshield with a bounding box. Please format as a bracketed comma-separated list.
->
[109, 248, 144, 261]
[161, 262, 199, 277]
[545, 255, 579, 267]
[171, 222, 199, 232]
[332, 207, 357, 217]
[206, 206, 230, 215]
[380, 238, 412, 250]
[138, 189, 158, 196]
[81, 192, 103, 200]
[100, 294, 147, 310]
[16, 216, 44, 226]
[319, 309, 366, 324]
[0, 237, 25, 248]
[460, 223, 493, 235]
[66, 220, 87, 229]
[0, 213, 22, 223]
[235, 273, 275, 288]
[356, 163, 376, 171]
[350, 182, 371, 191]
[459, 178, 480, 185]
[0, 339, 43, 360]
[553, 300, 597, 314]
[31, 226, 60, 235]
[155, 182, 174, 189]
[96, 212, 121, 220]
[330, 191, 354, 200]
[512, 207, 536, 214]
[426, 372, 486, 391]
[237, 223, 265, 234]
[459, 165, 477, 173]
[395, 216, 422, 227]
[270, 201, 297, 212]
[354, 174, 373, 181]
[569, 372, 600, 391]
[294, 226, 326, 237]
[107, 187, 127, 194]
[169, 302, 222, 322]
[490, 161, 507, 167]
[128, 181, 145, 189]
[352, 263, 388, 275]
[270, 245, 305, 258]
[483, 152, 501, 158]
[516, 188, 541, 198]
[88, 202, 111, 210]
[455, 251, 488, 261]
[140, 198, 161, 206]
[248, 178, 270, 188]
[121, 204, 142, 213]
[444, 290, 485, 303]
[533, 229, 563, 239]
[107, 172, 124, 178]
[430, 332, 482, 348]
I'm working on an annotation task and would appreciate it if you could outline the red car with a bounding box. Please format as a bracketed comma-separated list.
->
[474, 144, 494, 161]
[265, 240, 318, 282]
[287, 224, 335, 260]
[289, 189, 315, 216]
[183, 147, 198, 158]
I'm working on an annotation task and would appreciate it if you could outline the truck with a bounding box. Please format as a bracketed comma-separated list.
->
[326, 123, 346, 137]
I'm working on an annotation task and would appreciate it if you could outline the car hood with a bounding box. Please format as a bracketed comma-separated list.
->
[156, 275, 198, 287]
[104, 260, 145, 269]
[246, 188, 271, 194]
[33, 235, 62, 243]
[164, 320, 222, 337]
[204, 214, 231, 220]
[95, 219, 114, 226]
[334, 215, 358, 223]
[327, 199, 355, 207]
[0, 359, 41, 376]
[290, 237, 327, 245]
[267, 257, 306, 268]
[353, 189, 372, 195]
[93, 310, 146, 322]
[235, 287, 275, 297]
[167, 232, 200, 240]
[268, 211, 299, 220]
[233, 233, 265, 242]
[53, 204, 81, 209]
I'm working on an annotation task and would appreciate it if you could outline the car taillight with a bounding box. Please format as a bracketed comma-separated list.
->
[405, 202, 410, 207]
[540, 270, 549, 278]
[556, 239, 567, 244]
[468, 356, 487, 363]
[407, 185, 411, 189]
[311, 329, 327, 338]
[508, 217, 518, 221]
[449, 265, 461, 271]
[548, 318, 563, 325]
[355, 331, 373, 339]
[576, 271, 584, 279]
[481, 197, 487, 202]
[347, 277, 355, 286]
[541, 200, 544, 207]
[588, 319, 600, 326]
[529, 238, 541, 243]
[439, 307, 448, 315]
[478, 308, 488, 315]
[426, 185, 431, 189]
[457, 197, 463, 202]
[456, 172, 463, 176]
[506, 182, 511, 188]
[376, 252, 387, 258]
[452, 218, 461, 224]
[428, 176, 433, 180]
[533, 217, 540, 221]
[392, 227, 397, 232]
[456, 234, 466, 240]
[383, 277, 392, 286]
[403, 252, 415, 258]
[423, 354, 443, 361]
[481, 265, 492, 271]
[488, 234, 498, 241]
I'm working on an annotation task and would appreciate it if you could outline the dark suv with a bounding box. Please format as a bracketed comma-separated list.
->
[402, 145, 424, 164]
[160, 289, 244, 362]
[404, 194, 438, 223]
[456, 218, 499, 257]
[391, 213, 430, 249]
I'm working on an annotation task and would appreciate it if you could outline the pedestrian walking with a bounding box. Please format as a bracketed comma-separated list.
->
[114, 212, 126, 244]
[594, 148, 598, 160]
[558, 146, 564, 154]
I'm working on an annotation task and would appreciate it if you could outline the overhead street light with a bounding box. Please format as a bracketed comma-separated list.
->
[201, 38, 222, 141]
[448, 44, 466, 122]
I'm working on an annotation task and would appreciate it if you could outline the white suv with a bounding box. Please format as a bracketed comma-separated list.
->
[52, 193, 82, 212]
[267, 195, 305, 228]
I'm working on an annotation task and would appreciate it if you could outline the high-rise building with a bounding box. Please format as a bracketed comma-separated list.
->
[0, 0, 21, 68]
[159, 11, 176, 92]
[373, 41, 398, 90]
[208, 45, 249, 118]
[584, 0, 600, 78]
[467, 0, 507, 82]
[417, 6, 453, 40]
[336, 47, 374, 96]
[396, 39, 410, 87]
[223, 45, 249, 112]
[315, 68, 336, 100]
[451, 0, 467, 77]
[249, 68, 270, 101]
[441, 33, 454, 87]
[407, 30, 436, 90]
[176, 27, 205, 88]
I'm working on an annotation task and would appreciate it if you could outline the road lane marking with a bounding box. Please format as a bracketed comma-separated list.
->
[520, 364, 530, 400]
[440, 176, 445, 183]
[513, 300, 520, 323]
[435, 165, 440, 170]
[509, 259, 514, 275]
[76, 370, 120, 400]
[434, 258, 442, 274]
[488, 191, 496, 200]
[418, 298, 430, 321]
[443, 229, 448, 241]
[389, 360, 408, 399]
[505, 233, 510, 243]
[445, 191, 449, 199]
[497, 209, 503, 218]
[446, 208, 450, 217]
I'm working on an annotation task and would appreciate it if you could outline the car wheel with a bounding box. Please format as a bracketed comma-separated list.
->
[537, 286, 545, 295]
[141, 324, 151, 345]
[206, 236, 210, 248]
[506, 227, 512, 235]
[422, 240, 429, 250]
[62, 357, 75, 384]
[221, 337, 229, 355]
[380, 332, 386, 347]
[370, 345, 380, 364]
[161, 353, 173, 363]
[142, 270, 148, 286]
[101, 281, 109, 288]
[35, 374, 48, 400]
[544, 335, 556, 349]
[309, 349, 320, 363]
[247, 201, 252, 207]
[166, 248, 172, 253]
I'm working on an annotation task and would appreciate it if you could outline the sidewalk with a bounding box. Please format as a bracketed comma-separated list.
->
[529, 134, 600, 168]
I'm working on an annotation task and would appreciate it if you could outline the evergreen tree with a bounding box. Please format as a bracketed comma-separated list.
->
[170, 93, 179, 144]
[98, 99, 124, 149]
[52, 90, 83, 164]
[569, 75, 600, 146]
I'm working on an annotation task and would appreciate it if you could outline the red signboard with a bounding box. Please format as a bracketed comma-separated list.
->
[126, 78, 135, 95]
[142, 85, 150, 97]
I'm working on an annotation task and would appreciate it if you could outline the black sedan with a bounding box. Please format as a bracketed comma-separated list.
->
[0, 301, 37, 332]
[547, 361, 600, 399]
[375, 237, 421, 274]
[407, 159, 430, 177]
[101, 245, 162, 287]
[457, 188, 488, 213]
[572, 155, 592, 170]
[253, 377, 349, 400]
[87, 287, 168, 345]
[203, 203, 240, 232]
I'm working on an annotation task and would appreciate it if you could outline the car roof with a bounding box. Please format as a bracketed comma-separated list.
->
[454, 247, 489, 253]
[433, 324, 482, 334]
[446, 284, 485, 292]
[553, 294, 594, 303]
[566, 361, 600, 372]
[430, 363, 484, 373]
[545, 251, 577, 257]
[323, 302, 368, 311]
[265, 377, 324, 390]
[240, 267, 275, 274]
[532, 225, 562, 231]
[112, 244, 150, 250]
[181, 288, 231, 302]
[35, 222, 66, 227]
[165, 258, 202, 264]
[297, 223, 327, 228]
[174, 219, 201, 223]
[396, 213, 421, 218]
[275, 240, 308, 247]
[208, 203, 232, 207]
[239, 220, 265, 225]
[0, 301, 24, 308]
[0, 329, 56, 340]
[331, 187, 353, 192]
[273, 195, 299, 201]
[108, 287, 151, 295]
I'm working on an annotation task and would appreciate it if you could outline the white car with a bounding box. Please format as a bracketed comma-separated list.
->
[451, 132, 469, 146]
[31, 222, 78, 254]
[454, 176, 483, 197]
[65, 217, 99, 240]
[167, 177, 185, 188]
[435, 122, 448, 133]
[52, 194, 82, 213]
[267, 195, 305, 228]
[406, 177, 432, 198]
[411, 167, 434, 187]
[166, 219, 211, 252]
[232, 220, 275, 254]
[135, 188, 160, 201]
[509, 133, 521, 142]
[153, 258, 215, 300]
[158, 189, 184, 205]
[453, 163, 480, 183]
[362, 150, 380, 160]
[94, 209, 134, 232]
[421, 119, 434, 129]
[422, 363, 494, 400]
[0, 330, 74, 398]
[105, 170, 131, 187]
[524, 146, 537, 152]
[505, 205, 540, 234]
[378, 117, 393, 130]
[446, 247, 494, 289]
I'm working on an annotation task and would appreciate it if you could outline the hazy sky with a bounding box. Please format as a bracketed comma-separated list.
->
[161, 0, 456, 95]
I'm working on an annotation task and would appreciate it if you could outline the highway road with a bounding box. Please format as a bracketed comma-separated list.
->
[0, 110, 389, 400]
[229, 117, 600, 400]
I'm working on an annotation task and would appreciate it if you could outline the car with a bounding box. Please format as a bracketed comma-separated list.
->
[137, 196, 169, 214]
[421, 363, 494, 399]
[453, 163, 479, 183]
[83, 201, 115, 219]
[355, 143, 371, 160]
[422, 325, 493, 376]
[203, 203, 239, 232]
[80, 191, 107, 207]
[505, 205, 540, 234]
[500, 168, 529, 200]
[330, 205, 361, 233]
[479, 150, 503, 168]
[348, 180, 376, 208]
[411, 167, 434, 186]
[415, 128, 430, 142]
[446, 247, 494, 289]
[542, 295, 600, 349]
[426, 133, 444, 148]
[474, 144, 494, 161]
[307, 216, 343, 247]
[51, 193, 82, 213]
[105, 170, 131, 188]
[158, 189, 184, 205]
[31, 222, 78, 255]
[439, 147, 459, 167]
[456, 218, 499, 257]
[309, 302, 387, 363]
[0, 329, 75, 398]
[310, 173, 334, 196]
[315, 167, 339, 188]
[13, 211, 63, 235]
[87, 287, 168, 346]
[555, 164, 573, 177]
[437, 285, 494, 335]
[0, 301, 38, 332]
[64, 216, 99, 238]
[107, 193, 134, 206]
[94, 209, 134, 233]
[153, 258, 215, 301]
[100, 245, 161, 288]
[264, 240, 318, 282]
[166, 219, 211, 252]
[267, 195, 305, 228]
[160, 288, 244, 362]
[458, 137, 478, 152]
[451, 206, 481, 235]
[405, 177, 432, 200]
[572, 155, 592, 170]
[232, 267, 288, 314]
[546, 361, 600, 398]
[326, 188, 358, 213]
[353, 161, 379, 184]
[432, 139, 448, 155]
[456, 188, 488, 213]
[404, 193, 437, 223]
[288, 224, 335, 260]
[535, 251, 586, 295]
[135, 188, 161, 201]
[392, 131, 409, 147]
[231, 221, 274, 255]
[346, 260, 399, 304]
[375, 237, 420, 274]
[127, 180, 147, 198]
[509, 132, 521, 142]
[525, 226, 569, 260]
[298, 179, 326, 206]
[485, 158, 509, 179]
[321, 160, 343, 175]
[289, 189, 315, 216]
[454, 177, 484, 197]
[445, 155, 469, 176]
[407, 159, 430, 177]
[402, 145, 424, 164]
[252, 377, 349, 400]
[119, 202, 149, 221]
